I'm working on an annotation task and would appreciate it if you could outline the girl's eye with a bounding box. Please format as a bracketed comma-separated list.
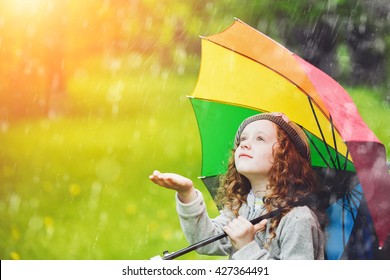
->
[240, 136, 247, 142]
[256, 136, 264, 141]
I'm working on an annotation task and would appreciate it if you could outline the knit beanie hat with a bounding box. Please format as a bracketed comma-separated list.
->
[234, 112, 311, 161]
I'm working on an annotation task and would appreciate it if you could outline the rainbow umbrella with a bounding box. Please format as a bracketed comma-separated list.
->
[189, 19, 390, 259]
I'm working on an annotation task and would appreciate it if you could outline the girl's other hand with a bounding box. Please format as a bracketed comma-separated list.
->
[223, 216, 268, 250]
[149, 170, 197, 203]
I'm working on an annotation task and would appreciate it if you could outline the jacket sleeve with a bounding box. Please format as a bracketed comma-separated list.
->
[231, 240, 269, 260]
[176, 189, 233, 256]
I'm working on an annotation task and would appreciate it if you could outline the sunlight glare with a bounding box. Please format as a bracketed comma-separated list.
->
[8, 0, 50, 15]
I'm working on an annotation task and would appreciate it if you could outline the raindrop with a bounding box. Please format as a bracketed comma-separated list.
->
[161, 70, 169, 80]
[29, 197, 40, 209]
[145, 16, 153, 30]
[95, 157, 121, 183]
[127, 53, 143, 69]
[150, 62, 161, 77]
[0, 196, 5, 212]
[177, 65, 185, 75]
[52, 133, 64, 145]
[88, 181, 102, 211]
[44, 216, 54, 238]
[8, 194, 21, 215]
[62, 173, 70, 182]
[29, 215, 43, 231]
[148, 117, 156, 129]
[105, 57, 122, 72]
[26, 25, 36, 38]
[92, 232, 99, 249]
[99, 212, 108, 228]
[33, 175, 40, 184]
[107, 81, 124, 116]
[132, 130, 141, 141]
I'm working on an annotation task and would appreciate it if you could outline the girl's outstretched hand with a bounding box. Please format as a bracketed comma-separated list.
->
[149, 170, 197, 203]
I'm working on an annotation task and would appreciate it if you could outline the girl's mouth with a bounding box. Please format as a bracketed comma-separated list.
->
[239, 153, 253, 158]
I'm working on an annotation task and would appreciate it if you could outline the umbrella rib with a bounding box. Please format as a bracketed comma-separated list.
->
[345, 190, 376, 259]
[305, 131, 331, 168]
[347, 195, 361, 210]
[337, 186, 361, 215]
[342, 187, 377, 260]
[342, 149, 350, 171]
[308, 96, 338, 169]
[330, 116, 342, 169]
[349, 189, 378, 236]
[188, 96, 266, 112]
[342, 196, 346, 247]
[345, 192, 358, 222]
[336, 200, 354, 216]
[348, 189, 365, 214]
[350, 186, 363, 197]
[343, 193, 358, 256]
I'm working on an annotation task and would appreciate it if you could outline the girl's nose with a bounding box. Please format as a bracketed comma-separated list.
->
[240, 140, 251, 149]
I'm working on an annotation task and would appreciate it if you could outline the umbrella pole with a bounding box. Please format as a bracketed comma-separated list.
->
[161, 232, 228, 260]
[154, 208, 283, 260]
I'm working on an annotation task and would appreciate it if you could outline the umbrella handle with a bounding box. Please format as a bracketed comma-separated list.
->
[155, 208, 283, 260]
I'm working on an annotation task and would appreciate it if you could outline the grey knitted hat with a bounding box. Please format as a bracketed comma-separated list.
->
[234, 112, 311, 161]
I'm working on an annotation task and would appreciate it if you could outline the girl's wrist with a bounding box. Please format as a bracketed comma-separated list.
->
[177, 187, 197, 204]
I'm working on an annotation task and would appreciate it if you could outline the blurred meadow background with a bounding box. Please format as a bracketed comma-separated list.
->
[0, 0, 389, 260]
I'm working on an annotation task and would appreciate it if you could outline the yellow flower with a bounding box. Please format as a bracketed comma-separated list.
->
[156, 209, 167, 219]
[11, 227, 21, 240]
[126, 203, 138, 216]
[69, 183, 81, 197]
[10, 251, 21, 260]
[44, 216, 55, 237]
[161, 229, 172, 241]
[44, 216, 54, 228]
[148, 221, 159, 232]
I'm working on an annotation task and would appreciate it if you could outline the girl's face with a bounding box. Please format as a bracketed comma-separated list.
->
[234, 120, 278, 179]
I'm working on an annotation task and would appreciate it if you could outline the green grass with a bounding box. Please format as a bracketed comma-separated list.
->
[0, 63, 388, 260]
[0, 69, 222, 260]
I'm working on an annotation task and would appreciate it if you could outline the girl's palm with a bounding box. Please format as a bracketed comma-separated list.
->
[149, 170, 193, 194]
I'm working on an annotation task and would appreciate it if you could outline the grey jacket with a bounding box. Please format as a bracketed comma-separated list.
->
[176, 189, 325, 260]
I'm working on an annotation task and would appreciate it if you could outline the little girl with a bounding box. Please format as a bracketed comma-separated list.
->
[150, 112, 325, 259]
